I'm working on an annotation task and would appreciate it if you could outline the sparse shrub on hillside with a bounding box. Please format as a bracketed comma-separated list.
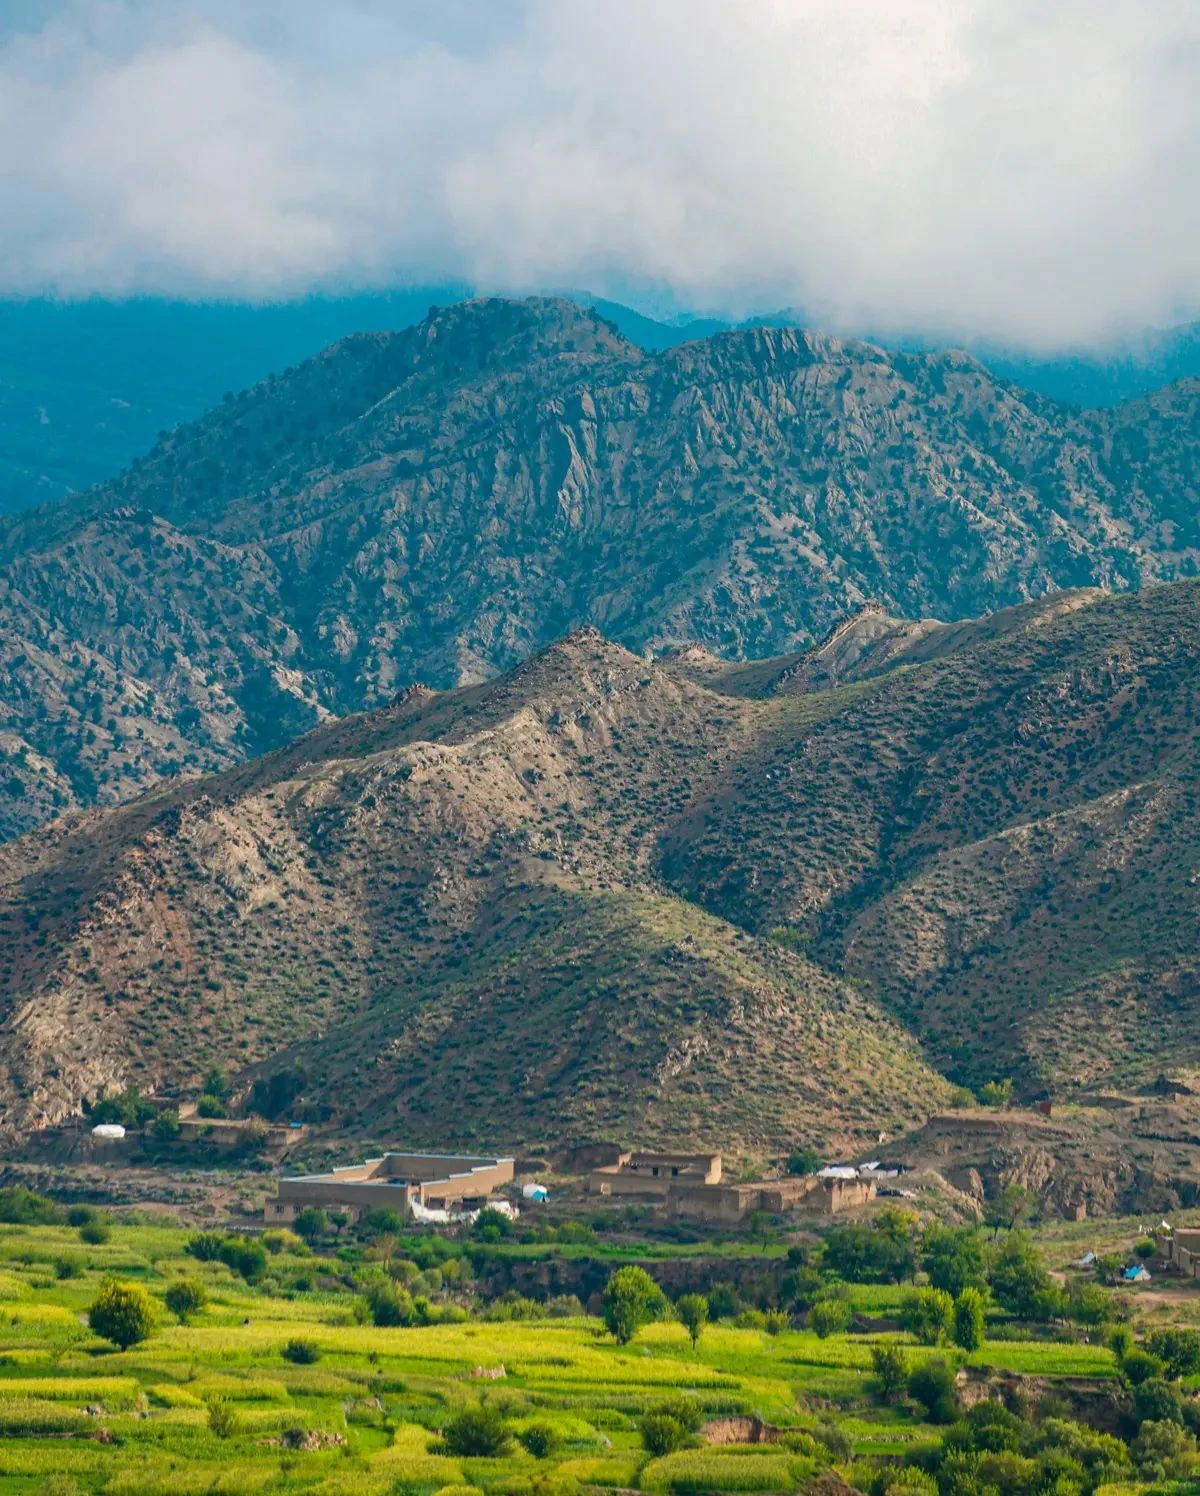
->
[218, 1237, 268, 1283]
[205, 1398, 239, 1439]
[151, 1109, 181, 1140]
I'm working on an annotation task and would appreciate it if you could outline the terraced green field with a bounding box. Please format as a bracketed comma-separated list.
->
[0, 1215, 1149, 1496]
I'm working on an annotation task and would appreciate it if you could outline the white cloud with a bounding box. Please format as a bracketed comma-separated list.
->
[1, 0, 1197, 349]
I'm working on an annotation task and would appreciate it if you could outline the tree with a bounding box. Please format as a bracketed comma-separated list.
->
[787, 1147, 822, 1176]
[984, 1184, 1036, 1236]
[953, 1287, 986, 1351]
[922, 1225, 987, 1296]
[1146, 1328, 1200, 1380]
[443, 1404, 512, 1457]
[1122, 1348, 1167, 1386]
[824, 1215, 917, 1284]
[472, 1208, 512, 1242]
[151, 1110, 181, 1141]
[676, 1293, 708, 1350]
[1065, 1281, 1113, 1328]
[907, 1358, 958, 1423]
[870, 1343, 909, 1403]
[809, 1296, 852, 1338]
[292, 1207, 326, 1245]
[195, 1094, 227, 1119]
[978, 1078, 1013, 1108]
[206, 1398, 238, 1439]
[602, 1266, 664, 1345]
[903, 1287, 955, 1345]
[217, 1237, 268, 1283]
[203, 1066, 230, 1100]
[79, 1219, 111, 1245]
[988, 1233, 1056, 1320]
[1134, 1236, 1158, 1261]
[164, 1280, 207, 1323]
[89, 1278, 156, 1349]
[1134, 1379, 1185, 1428]
[641, 1413, 686, 1456]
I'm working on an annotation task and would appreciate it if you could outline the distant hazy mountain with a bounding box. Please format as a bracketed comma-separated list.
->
[0, 295, 1197, 841]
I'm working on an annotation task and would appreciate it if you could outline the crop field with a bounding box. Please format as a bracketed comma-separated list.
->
[0, 1213, 1150, 1496]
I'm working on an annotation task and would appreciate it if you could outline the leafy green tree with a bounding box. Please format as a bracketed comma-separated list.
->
[870, 1343, 909, 1403]
[922, 1224, 987, 1296]
[903, 1287, 954, 1345]
[1134, 1379, 1185, 1428]
[195, 1094, 227, 1119]
[1122, 1348, 1167, 1386]
[1065, 1281, 1113, 1328]
[164, 1280, 207, 1323]
[1146, 1328, 1200, 1380]
[676, 1293, 708, 1350]
[88, 1278, 156, 1349]
[151, 1110, 181, 1141]
[953, 1287, 986, 1351]
[602, 1266, 665, 1345]
[707, 1282, 739, 1321]
[988, 1233, 1057, 1319]
[1133, 1236, 1157, 1261]
[984, 1184, 1036, 1235]
[907, 1358, 958, 1423]
[472, 1207, 513, 1242]
[824, 1214, 917, 1284]
[365, 1281, 415, 1327]
[291, 1207, 326, 1244]
[443, 1404, 512, 1457]
[1132, 1418, 1195, 1479]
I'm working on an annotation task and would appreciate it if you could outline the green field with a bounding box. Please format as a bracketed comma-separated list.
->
[0, 1213, 1160, 1496]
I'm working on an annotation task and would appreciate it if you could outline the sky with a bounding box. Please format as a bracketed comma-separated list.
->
[1, 0, 1198, 350]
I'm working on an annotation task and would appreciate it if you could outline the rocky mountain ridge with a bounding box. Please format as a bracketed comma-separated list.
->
[1, 296, 1198, 840]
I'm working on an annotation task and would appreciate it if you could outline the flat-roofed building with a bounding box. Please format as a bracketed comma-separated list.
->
[266, 1151, 514, 1224]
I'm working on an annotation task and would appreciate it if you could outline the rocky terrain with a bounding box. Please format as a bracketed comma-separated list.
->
[1, 296, 1199, 840]
[3, 580, 1200, 1170]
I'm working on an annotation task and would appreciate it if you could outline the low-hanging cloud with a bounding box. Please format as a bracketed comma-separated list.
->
[1, 0, 1198, 350]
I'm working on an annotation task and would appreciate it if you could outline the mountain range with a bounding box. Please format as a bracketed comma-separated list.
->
[3, 579, 1200, 1156]
[1, 296, 1199, 843]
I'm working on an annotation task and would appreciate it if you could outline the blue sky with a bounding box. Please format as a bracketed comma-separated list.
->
[2, 1, 1198, 350]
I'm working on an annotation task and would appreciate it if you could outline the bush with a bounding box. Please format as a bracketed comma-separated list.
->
[88, 1277, 156, 1349]
[1146, 1328, 1200, 1379]
[922, 1225, 987, 1297]
[292, 1207, 326, 1244]
[978, 1078, 1013, 1107]
[151, 1109, 181, 1141]
[814, 1421, 853, 1462]
[472, 1208, 513, 1242]
[1134, 1378, 1185, 1427]
[647, 1396, 703, 1435]
[602, 1266, 666, 1345]
[79, 1219, 111, 1245]
[218, 1237, 268, 1283]
[0, 1187, 62, 1225]
[164, 1280, 208, 1323]
[54, 1254, 83, 1280]
[66, 1204, 99, 1227]
[641, 1412, 686, 1456]
[903, 1288, 954, 1346]
[443, 1404, 512, 1457]
[187, 1231, 225, 1262]
[518, 1422, 559, 1458]
[206, 1398, 239, 1439]
[907, 1359, 958, 1423]
[366, 1281, 415, 1327]
[809, 1296, 852, 1338]
[953, 1288, 986, 1351]
[195, 1094, 227, 1119]
[282, 1337, 320, 1364]
[787, 1147, 822, 1176]
[1122, 1348, 1168, 1386]
[360, 1207, 405, 1238]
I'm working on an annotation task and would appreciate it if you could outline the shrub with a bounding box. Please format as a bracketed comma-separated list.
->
[292, 1207, 326, 1244]
[953, 1288, 986, 1351]
[763, 1309, 790, 1335]
[195, 1094, 227, 1119]
[707, 1282, 740, 1321]
[88, 1277, 156, 1349]
[443, 1404, 512, 1457]
[647, 1396, 703, 1435]
[518, 1422, 560, 1458]
[1134, 1378, 1185, 1427]
[0, 1186, 62, 1224]
[641, 1413, 686, 1456]
[809, 1297, 852, 1338]
[787, 1147, 822, 1176]
[903, 1287, 954, 1346]
[676, 1293, 708, 1349]
[164, 1280, 208, 1323]
[187, 1231, 225, 1262]
[907, 1359, 958, 1423]
[360, 1207, 405, 1237]
[282, 1336, 320, 1364]
[79, 1219, 111, 1245]
[1146, 1328, 1200, 1379]
[1122, 1348, 1167, 1386]
[1109, 1325, 1135, 1359]
[870, 1343, 909, 1402]
[472, 1208, 513, 1242]
[151, 1110, 181, 1141]
[602, 1266, 666, 1345]
[53, 1254, 83, 1280]
[814, 1421, 853, 1461]
[66, 1204, 100, 1227]
[218, 1237, 268, 1283]
[206, 1398, 239, 1439]
[978, 1079, 1013, 1107]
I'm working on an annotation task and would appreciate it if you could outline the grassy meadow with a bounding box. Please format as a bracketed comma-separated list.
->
[0, 1210, 1165, 1496]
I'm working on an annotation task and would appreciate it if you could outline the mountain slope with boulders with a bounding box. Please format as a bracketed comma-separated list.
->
[1, 296, 1199, 840]
[3, 580, 1200, 1155]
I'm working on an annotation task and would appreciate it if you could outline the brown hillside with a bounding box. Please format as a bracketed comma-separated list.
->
[1, 297, 1198, 838]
